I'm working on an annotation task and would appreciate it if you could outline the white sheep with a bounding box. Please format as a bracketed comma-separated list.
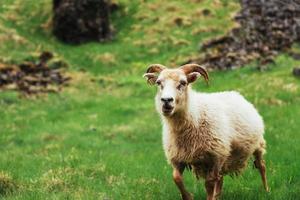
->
[143, 64, 269, 200]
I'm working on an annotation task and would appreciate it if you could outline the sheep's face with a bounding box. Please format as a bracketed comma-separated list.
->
[154, 69, 190, 116]
[144, 65, 208, 117]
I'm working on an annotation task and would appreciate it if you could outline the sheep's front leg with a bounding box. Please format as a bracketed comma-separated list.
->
[215, 175, 223, 198]
[172, 163, 193, 200]
[205, 176, 218, 200]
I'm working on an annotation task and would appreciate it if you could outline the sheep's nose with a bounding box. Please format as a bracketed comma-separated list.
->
[161, 97, 174, 103]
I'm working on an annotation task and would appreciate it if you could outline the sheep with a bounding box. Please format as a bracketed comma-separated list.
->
[143, 64, 269, 200]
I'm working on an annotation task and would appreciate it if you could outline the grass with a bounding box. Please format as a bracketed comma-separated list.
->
[0, 0, 300, 199]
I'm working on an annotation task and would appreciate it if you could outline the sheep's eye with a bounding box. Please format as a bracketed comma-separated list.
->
[156, 80, 164, 89]
[177, 80, 187, 90]
[180, 80, 187, 86]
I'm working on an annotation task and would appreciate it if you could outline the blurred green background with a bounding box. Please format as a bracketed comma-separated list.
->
[0, 0, 299, 199]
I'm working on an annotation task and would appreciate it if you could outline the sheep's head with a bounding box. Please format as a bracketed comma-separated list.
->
[143, 64, 209, 116]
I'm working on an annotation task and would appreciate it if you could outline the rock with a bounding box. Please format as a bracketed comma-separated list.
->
[52, 0, 113, 44]
[190, 0, 300, 70]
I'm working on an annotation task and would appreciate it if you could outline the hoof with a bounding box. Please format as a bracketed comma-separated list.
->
[182, 193, 193, 200]
[265, 186, 270, 192]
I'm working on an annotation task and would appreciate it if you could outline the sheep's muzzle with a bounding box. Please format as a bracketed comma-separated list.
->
[162, 103, 174, 116]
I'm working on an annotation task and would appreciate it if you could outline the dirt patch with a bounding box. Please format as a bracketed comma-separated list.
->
[189, 0, 300, 70]
[293, 67, 300, 77]
[0, 52, 71, 96]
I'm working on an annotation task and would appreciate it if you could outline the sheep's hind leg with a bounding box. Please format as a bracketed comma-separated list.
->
[253, 149, 269, 192]
[172, 163, 193, 200]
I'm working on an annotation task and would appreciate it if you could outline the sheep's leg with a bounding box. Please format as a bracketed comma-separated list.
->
[172, 163, 193, 200]
[205, 158, 224, 200]
[254, 150, 269, 192]
[205, 174, 218, 200]
[215, 175, 223, 198]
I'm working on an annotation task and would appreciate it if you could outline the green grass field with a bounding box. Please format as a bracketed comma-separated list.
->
[0, 0, 300, 199]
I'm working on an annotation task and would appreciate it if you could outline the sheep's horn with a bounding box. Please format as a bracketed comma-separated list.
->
[146, 64, 166, 73]
[180, 63, 209, 84]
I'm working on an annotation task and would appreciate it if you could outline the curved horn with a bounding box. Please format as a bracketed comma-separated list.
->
[180, 63, 209, 84]
[146, 64, 166, 73]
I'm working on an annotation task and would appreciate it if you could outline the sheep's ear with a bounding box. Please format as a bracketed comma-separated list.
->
[143, 73, 158, 85]
[187, 72, 201, 83]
